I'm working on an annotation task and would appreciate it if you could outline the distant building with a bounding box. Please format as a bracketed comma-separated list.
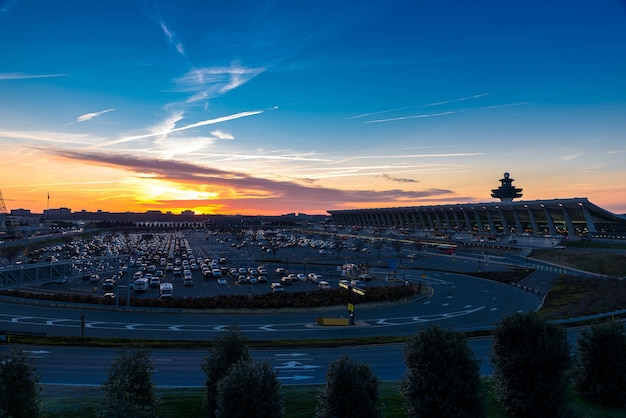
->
[328, 174, 626, 240]
[43, 207, 71, 217]
[10, 209, 31, 216]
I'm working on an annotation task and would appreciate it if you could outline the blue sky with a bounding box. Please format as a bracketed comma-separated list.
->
[1, 0, 625, 215]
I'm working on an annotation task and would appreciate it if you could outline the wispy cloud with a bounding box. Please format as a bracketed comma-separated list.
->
[348, 107, 409, 120]
[380, 173, 418, 183]
[160, 20, 185, 57]
[363, 102, 529, 124]
[0, 72, 67, 80]
[420, 93, 490, 108]
[89, 109, 264, 149]
[365, 110, 459, 124]
[0, 130, 93, 145]
[349, 93, 489, 120]
[0, 0, 20, 19]
[211, 130, 234, 140]
[76, 108, 115, 122]
[174, 65, 266, 103]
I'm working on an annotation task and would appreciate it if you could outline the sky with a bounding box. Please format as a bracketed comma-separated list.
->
[1, 0, 625, 216]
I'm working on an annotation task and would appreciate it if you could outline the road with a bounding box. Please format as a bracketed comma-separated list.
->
[1, 339, 492, 386]
[0, 267, 543, 341]
[2, 328, 587, 387]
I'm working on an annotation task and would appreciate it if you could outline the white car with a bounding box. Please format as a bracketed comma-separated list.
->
[307, 273, 322, 283]
[318, 281, 331, 290]
[271, 282, 285, 293]
[217, 277, 227, 285]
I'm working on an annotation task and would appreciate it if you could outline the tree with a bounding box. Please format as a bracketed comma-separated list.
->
[215, 360, 283, 418]
[491, 311, 570, 418]
[573, 321, 626, 407]
[399, 326, 484, 418]
[0, 349, 44, 418]
[315, 354, 382, 418]
[202, 325, 251, 418]
[99, 346, 159, 418]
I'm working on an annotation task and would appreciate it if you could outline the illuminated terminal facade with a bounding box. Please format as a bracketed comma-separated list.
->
[328, 174, 626, 240]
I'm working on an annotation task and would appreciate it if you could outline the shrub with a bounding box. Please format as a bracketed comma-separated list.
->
[574, 321, 626, 407]
[315, 354, 382, 418]
[400, 326, 484, 417]
[491, 311, 570, 418]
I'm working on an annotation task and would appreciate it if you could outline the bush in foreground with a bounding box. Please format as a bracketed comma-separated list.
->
[216, 360, 283, 418]
[0, 349, 45, 418]
[574, 321, 626, 407]
[315, 354, 382, 418]
[400, 325, 484, 417]
[202, 325, 251, 418]
[492, 311, 570, 418]
[99, 346, 159, 418]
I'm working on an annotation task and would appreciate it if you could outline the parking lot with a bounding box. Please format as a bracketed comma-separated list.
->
[20, 229, 385, 302]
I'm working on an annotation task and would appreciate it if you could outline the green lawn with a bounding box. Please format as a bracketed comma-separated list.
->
[42, 380, 626, 418]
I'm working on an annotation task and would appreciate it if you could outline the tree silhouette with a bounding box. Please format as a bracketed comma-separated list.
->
[0, 349, 44, 418]
[400, 326, 484, 417]
[574, 321, 626, 407]
[315, 354, 382, 418]
[215, 360, 283, 418]
[491, 311, 570, 418]
[99, 346, 159, 418]
[202, 325, 251, 418]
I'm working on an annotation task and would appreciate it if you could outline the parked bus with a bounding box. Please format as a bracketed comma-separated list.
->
[438, 244, 457, 255]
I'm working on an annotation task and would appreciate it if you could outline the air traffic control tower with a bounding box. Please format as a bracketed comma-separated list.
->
[491, 172, 523, 202]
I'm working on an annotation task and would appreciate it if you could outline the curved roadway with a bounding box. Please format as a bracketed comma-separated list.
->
[0, 268, 543, 341]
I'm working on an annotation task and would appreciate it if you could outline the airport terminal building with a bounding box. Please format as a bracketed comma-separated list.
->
[328, 174, 626, 241]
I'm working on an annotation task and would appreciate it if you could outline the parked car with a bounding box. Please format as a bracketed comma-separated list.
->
[307, 273, 322, 283]
[102, 278, 116, 291]
[271, 282, 285, 293]
[318, 281, 331, 290]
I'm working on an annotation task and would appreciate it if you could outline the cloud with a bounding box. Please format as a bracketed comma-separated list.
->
[0, 0, 20, 18]
[0, 72, 67, 80]
[211, 130, 234, 140]
[174, 65, 266, 103]
[90, 109, 264, 149]
[380, 174, 419, 183]
[40, 148, 457, 207]
[76, 108, 115, 122]
[365, 110, 459, 124]
[363, 102, 529, 124]
[349, 93, 489, 120]
[160, 20, 185, 57]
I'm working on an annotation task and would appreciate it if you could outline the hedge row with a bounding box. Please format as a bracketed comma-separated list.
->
[0, 284, 416, 310]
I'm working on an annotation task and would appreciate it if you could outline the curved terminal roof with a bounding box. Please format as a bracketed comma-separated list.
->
[328, 198, 626, 240]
